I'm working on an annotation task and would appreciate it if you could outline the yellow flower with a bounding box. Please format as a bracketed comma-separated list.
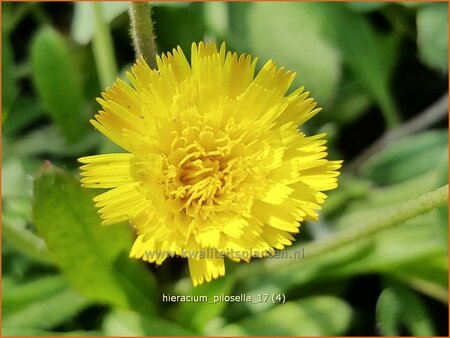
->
[79, 41, 341, 286]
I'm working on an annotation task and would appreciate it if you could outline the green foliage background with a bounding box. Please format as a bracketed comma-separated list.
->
[2, 1, 448, 336]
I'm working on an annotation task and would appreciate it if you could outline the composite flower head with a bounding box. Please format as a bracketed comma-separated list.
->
[79, 41, 341, 286]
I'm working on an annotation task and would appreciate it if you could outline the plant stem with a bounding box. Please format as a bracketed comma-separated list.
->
[92, 2, 118, 88]
[381, 97, 401, 129]
[237, 184, 448, 275]
[348, 93, 449, 172]
[129, 2, 158, 69]
[5, 2, 36, 33]
[31, 4, 52, 27]
[3, 216, 54, 265]
[303, 184, 447, 259]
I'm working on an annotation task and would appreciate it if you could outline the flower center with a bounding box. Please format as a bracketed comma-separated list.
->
[158, 120, 262, 221]
[179, 154, 225, 210]
[180, 156, 223, 186]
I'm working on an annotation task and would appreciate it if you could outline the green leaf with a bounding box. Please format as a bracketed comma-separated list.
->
[324, 78, 372, 126]
[71, 2, 129, 45]
[32, 164, 156, 315]
[376, 288, 401, 335]
[417, 3, 448, 70]
[203, 2, 229, 37]
[2, 328, 100, 336]
[240, 182, 446, 298]
[3, 216, 53, 265]
[436, 195, 448, 252]
[346, 2, 388, 12]
[2, 244, 37, 281]
[389, 281, 437, 336]
[2, 96, 44, 136]
[317, 4, 401, 127]
[219, 296, 353, 336]
[31, 27, 85, 143]
[3, 281, 89, 330]
[72, 1, 191, 50]
[329, 208, 448, 303]
[102, 309, 196, 336]
[334, 213, 446, 273]
[361, 131, 448, 184]
[401, 2, 426, 8]
[2, 32, 18, 113]
[390, 255, 448, 303]
[326, 167, 448, 303]
[177, 277, 235, 332]
[237, 241, 373, 304]
[7, 125, 101, 158]
[3, 276, 67, 313]
[2, 159, 34, 198]
[338, 155, 448, 221]
[91, 2, 118, 88]
[2, 158, 53, 264]
[229, 2, 401, 126]
[321, 174, 373, 217]
[228, 2, 341, 105]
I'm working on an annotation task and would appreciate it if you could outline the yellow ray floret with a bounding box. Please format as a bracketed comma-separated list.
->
[79, 41, 342, 286]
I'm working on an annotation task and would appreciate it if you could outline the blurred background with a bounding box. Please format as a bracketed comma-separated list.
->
[2, 1, 448, 336]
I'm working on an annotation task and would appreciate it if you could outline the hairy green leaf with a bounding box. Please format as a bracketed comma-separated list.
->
[8, 126, 100, 158]
[228, 2, 341, 105]
[3, 276, 68, 313]
[2, 328, 100, 336]
[346, 2, 388, 12]
[376, 288, 401, 335]
[2, 32, 17, 113]
[33, 164, 156, 315]
[361, 131, 448, 184]
[102, 309, 196, 336]
[2, 97, 44, 136]
[390, 281, 437, 336]
[417, 3, 448, 70]
[177, 277, 235, 332]
[31, 27, 85, 142]
[3, 281, 88, 330]
[71, 2, 129, 45]
[219, 296, 353, 336]
[317, 3, 401, 127]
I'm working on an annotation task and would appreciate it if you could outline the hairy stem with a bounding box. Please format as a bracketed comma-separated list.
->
[300, 184, 448, 260]
[348, 93, 448, 172]
[129, 2, 158, 69]
[3, 216, 54, 265]
[238, 184, 448, 275]
[5, 2, 36, 33]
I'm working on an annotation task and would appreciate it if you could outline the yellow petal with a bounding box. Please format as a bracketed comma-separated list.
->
[188, 257, 225, 286]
